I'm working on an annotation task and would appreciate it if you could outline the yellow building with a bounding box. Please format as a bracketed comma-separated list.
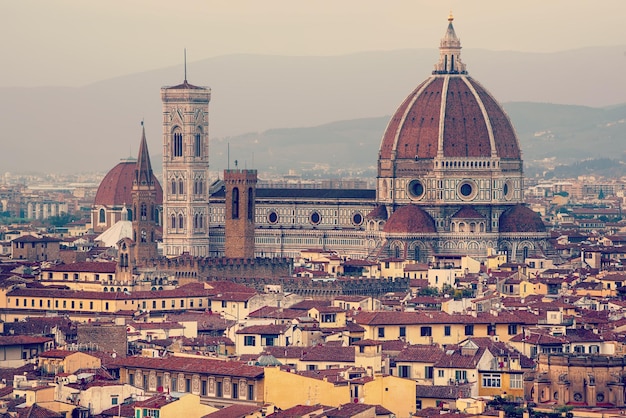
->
[332, 296, 379, 312]
[353, 310, 539, 345]
[133, 394, 216, 418]
[379, 258, 408, 278]
[308, 306, 347, 328]
[38, 349, 101, 375]
[14, 385, 56, 406]
[1, 281, 255, 322]
[264, 367, 349, 410]
[486, 252, 507, 272]
[360, 374, 416, 418]
[263, 367, 416, 418]
[115, 355, 265, 409]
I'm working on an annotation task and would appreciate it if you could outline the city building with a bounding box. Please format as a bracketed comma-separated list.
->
[92, 15, 547, 265]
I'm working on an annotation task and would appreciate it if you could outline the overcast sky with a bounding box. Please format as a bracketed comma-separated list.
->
[2, 1, 625, 87]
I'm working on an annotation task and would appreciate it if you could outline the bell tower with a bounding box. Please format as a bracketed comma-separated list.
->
[224, 169, 257, 259]
[132, 124, 159, 266]
[161, 76, 211, 257]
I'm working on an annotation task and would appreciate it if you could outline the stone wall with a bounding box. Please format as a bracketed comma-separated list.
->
[77, 323, 127, 357]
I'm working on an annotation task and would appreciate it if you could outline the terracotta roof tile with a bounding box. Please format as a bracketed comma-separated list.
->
[383, 205, 436, 234]
[42, 261, 116, 273]
[94, 160, 162, 207]
[113, 355, 263, 379]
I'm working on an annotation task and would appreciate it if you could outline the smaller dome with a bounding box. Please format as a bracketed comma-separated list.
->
[499, 205, 546, 233]
[366, 205, 388, 220]
[94, 159, 163, 207]
[383, 205, 436, 234]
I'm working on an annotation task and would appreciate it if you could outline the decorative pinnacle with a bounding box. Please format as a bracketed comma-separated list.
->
[448, 10, 454, 22]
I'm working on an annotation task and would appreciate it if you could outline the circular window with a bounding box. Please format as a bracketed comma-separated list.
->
[352, 212, 363, 226]
[573, 393, 583, 402]
[310, 211, 321, 225]
[597, 393, 604, 402]
[503, 180, 513, 200]
[408, 179, 425, 199]
[267, 211, 278, 224]
[458, 180, 477, 200]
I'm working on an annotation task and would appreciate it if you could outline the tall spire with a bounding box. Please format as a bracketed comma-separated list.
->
[135, 122, 154, 186]
[184, 48, 187, 83]
[433, 13, 467, 75]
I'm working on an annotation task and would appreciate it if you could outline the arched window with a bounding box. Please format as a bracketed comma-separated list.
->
[171, 180, 177, 195]
[194, 127, 202, 157]
[141, 230, 147, 242]
[172, 129, 183, 157]
[194, 214, 199, 229]
[178, 214, 184, 229]
[199, 214, 204, 228]
[127, 208, 132, 221]
[179, 180, 184, 195]
[394, 246, 401, 258]
[140, 203, 147, 221]
[232, 187, 240, 219]
[99, 208, 106, 223]
[150, 205, 154, 221]
[247, 187, 254, 220]
[171, 215, 176, 229]
[414, 247, 420, 261]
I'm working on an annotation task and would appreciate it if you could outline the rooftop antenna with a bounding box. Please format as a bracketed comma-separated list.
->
[184, 48, 187, 82]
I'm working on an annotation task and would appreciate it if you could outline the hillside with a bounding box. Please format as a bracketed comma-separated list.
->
[216, 102, 626, 176]
[0, 47, 624, 174]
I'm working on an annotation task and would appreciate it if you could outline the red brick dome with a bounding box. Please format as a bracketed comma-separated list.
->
[94, 159, 163, 206]
[383, 205, 436, 234]
[379, 76, 520, 161]
[379, 16, 520, 163]
[499, 205, 546, 233]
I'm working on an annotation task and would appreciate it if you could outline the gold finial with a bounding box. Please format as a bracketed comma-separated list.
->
[448, 10, 454, 22]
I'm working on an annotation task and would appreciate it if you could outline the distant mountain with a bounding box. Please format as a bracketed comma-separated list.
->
[0, 47, 624, 174]
[213, 102, 626, 176]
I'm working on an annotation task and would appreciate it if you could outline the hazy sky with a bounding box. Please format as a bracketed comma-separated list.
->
[2, 1, 625, 87]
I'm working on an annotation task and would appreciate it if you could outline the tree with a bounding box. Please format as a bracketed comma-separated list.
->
[417, 286, 439, 296]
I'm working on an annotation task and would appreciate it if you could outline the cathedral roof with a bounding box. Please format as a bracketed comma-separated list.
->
[383, 204, 436, 234]
[365, 205, 388, 220]
[452, 206, 485, 219]
[163, 80, 205, 90]
[499, 205, 546, 233]
[378, 17, 520, 164]
[94, 130, 163, 207]
[95, 220, 132, 247]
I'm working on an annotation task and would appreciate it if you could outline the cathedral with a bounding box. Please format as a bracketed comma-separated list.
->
[93, 15, 548, 265]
